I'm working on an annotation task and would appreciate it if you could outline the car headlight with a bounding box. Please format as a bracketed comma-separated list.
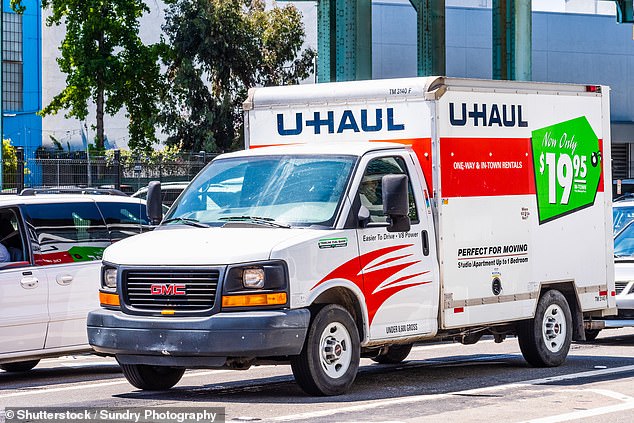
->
[222, 261, 289, 309]
[243, 268, 265, 289]
[101, 266, 118, 290]
[99, 264, 120, 308]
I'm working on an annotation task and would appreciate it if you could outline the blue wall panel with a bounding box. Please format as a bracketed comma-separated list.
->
[372, 3, 634, 124]
[2, 0, 42, 155]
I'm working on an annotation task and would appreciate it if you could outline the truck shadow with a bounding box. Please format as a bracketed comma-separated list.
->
[114, 353, 634, 404]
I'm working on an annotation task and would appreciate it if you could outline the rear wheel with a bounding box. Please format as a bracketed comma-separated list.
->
[0, 359, 40, 372]
[291, 304, 360, 396]
[517, 289, 572, 367]
[371, 344, 413, 364]
[119, 363, 185, 390]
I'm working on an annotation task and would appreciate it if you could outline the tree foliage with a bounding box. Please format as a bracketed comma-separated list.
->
[37, 0, 163, 154]
[160, 0, 316, 152]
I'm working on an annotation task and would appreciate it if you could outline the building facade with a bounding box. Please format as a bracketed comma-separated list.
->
[2, 0, 41, 154]
[3, 0, 634, 182]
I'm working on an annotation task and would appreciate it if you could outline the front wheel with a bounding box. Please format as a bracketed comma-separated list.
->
[0, 359, 40, 372]
[517, 289, 572, 367]
[584, 329, 601, 341]
[119, 363, 185, 390]
[371, 344, 413, 364]
[291, 304, 360, 396]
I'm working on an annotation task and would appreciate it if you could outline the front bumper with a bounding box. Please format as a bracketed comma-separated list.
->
[87, 308, 309, 367]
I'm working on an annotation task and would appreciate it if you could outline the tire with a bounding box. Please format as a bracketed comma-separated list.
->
[584, 329, 601, 341]
[119, 363, 185, 390]
[0, 359, 40, 372]
[517, 289, 572, 367]
[371, 343, 413, 364]
[291, 304, 360, 396]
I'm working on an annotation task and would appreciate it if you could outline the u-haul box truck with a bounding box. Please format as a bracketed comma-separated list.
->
[88, 77, 615, 396]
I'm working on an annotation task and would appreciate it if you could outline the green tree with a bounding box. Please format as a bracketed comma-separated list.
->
[161, 0, 316, 152]
[2, 139, 17, 189]
[37, 0, 164, 153]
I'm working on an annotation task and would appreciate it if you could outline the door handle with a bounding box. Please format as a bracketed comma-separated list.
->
[56, 274, 74, 286]
[421, 230, 430, 256]
[20, 276, 39, 289]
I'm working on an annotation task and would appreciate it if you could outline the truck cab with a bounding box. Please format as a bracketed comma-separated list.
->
[89, 142, 440, 395]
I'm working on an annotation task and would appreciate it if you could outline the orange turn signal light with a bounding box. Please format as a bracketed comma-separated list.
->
[222, 292, 287, 308]
[99, 291, 120, 307]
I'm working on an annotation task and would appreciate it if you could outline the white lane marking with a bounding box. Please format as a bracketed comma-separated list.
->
[0, 369, 232, 400]
[557, 388, 634, 402]
[518, 401, 634, 423]
[61, 362, 119, 369]
[272, 365, 634, 422]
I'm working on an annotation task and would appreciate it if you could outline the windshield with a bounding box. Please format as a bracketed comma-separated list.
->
[614, 221, 634, 257]
[613, 205, 634, 234]
[164, 155, 357, 228]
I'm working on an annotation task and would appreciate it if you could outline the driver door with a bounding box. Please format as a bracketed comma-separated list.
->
[354, 153, 438, 341]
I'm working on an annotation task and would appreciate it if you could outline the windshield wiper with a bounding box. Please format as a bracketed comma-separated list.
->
[219, 216, 291, 228]
[162, 217, 210, 228]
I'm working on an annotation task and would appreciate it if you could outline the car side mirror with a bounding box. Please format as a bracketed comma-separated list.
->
[382, 174, 411, 233]
[147, 181, 163, 225]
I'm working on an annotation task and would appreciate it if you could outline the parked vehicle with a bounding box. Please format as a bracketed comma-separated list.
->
[0, 194, 150, 372]
[613, 195, 634, 234]
[132, 182, 189, 209]
[88, 77, 615, 395]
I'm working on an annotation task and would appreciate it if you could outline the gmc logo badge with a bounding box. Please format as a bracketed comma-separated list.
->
[150, 284, 186, 295]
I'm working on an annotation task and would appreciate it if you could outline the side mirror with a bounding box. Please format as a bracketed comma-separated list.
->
[382, 174, 411, 233]
[147, 181, 163, 225]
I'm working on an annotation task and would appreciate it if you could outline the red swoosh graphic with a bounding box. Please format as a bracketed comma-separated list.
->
[366, 254, 413, 270]
[312, 244, 431, 325]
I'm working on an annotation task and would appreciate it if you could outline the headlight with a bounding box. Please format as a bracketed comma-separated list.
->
[222, 261, 289, 309]
[102, 266, 118, 290]
[243, 268, 265, 289]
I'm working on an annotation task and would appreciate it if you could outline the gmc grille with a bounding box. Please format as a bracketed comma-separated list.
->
[123, 269, 220, 312]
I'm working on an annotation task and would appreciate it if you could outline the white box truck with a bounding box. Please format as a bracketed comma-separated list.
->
[88, 77, 615, 396]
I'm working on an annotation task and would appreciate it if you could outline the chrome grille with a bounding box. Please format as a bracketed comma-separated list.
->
[123, 269, 220, 312]
[615, 281, 630, 295]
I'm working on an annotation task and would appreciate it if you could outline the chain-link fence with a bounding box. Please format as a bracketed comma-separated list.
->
[2, 149, 215, 195]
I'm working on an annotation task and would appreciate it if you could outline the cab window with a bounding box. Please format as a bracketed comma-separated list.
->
[358, 156, 419, 224]
[24, 202, 110, 266]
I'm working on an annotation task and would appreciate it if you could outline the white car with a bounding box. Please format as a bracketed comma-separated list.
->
[613, 195, 634, 234]
[614, 221, 634, 317]
[0, 194, 150, 372]
[132, 182, 189, 208]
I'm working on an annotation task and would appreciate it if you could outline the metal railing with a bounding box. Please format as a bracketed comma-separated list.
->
[2, 148, 215, 195]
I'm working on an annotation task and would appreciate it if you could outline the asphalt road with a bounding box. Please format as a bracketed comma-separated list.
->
[2, 328, 634, 423]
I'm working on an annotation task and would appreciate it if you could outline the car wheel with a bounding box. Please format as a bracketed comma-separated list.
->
[517, 289, 572, 367]
[371, 343, 413, 364]
[584, 329, 601, 341]
[0, 359, 40, 372]
[291, 304, 360, 396]
[120, 363, 185, 390]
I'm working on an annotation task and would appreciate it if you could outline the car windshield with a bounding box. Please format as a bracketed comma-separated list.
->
[164, 155, 357, 228]
[613, 205, 634, 234]
[614, 221, 634, 258]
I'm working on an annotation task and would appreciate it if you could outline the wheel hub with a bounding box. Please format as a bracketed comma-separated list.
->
[318, 321, 353, 379]
[542, 304, 566, 353]
[323, 336, 343, 364]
